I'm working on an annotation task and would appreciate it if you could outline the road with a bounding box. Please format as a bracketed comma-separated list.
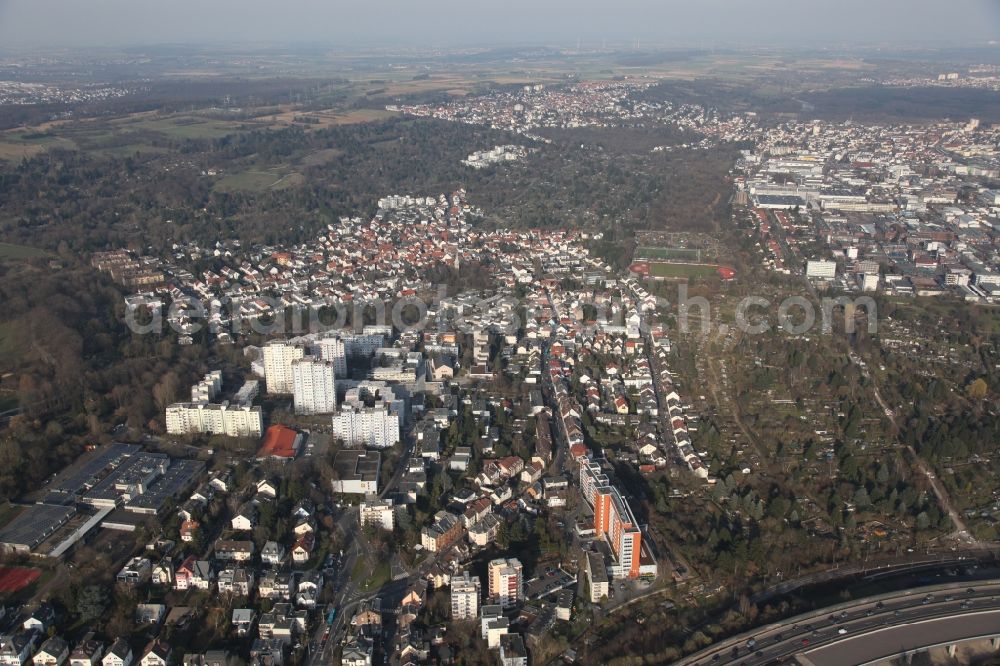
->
[679, 580, 1000, 666]
[307, 505, 363, 666]
[309, 414, 450, 666]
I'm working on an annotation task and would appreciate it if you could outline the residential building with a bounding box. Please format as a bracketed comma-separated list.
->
[332, 406, 400, 449]
[488, 558, 523, 609]
[556, 590, 574, 621]
[262, 341, 305, 394]
[32, 637, 69, 666]
[580, 457, 644, 579]
[313, 335, 348, 377]
[165, 402, 263, 438]
[116, 557, 152, 585]
[100, 641, 131, 666]
[480, 605, 502, 640]
[292, 357, 337, 415]
[420, 511, 463, 552]
[0, 632, 38, 666]
[359, 499, 395, 531]
[69, 637, 103, 666]
[468, 513, 501, 547]
[499, 634, 527, 666]
[450, 572, 480, 620]
[135, 605, 165, 626]
[217, 567, 255, 597]
[485, 617, 509, 649]
[232, 609, 255, 638]
[138, 643, 169, 666]
[585, 551, 609, 603]
[261, 541, 285, 566]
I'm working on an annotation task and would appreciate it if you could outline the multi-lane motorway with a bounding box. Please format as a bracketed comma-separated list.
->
[681, 580, 1000, 666]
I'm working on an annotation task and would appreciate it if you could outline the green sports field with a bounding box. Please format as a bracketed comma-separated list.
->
[648, 262, 719, 278]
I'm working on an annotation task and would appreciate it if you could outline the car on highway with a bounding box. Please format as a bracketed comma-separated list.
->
[837, 627, 848, 635]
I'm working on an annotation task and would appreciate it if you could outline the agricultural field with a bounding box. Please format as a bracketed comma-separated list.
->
[264, 107, 397, 130]
[110, 114, 255, 141]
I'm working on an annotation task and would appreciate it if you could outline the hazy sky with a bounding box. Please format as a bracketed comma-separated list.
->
[0, 0, 997, 49]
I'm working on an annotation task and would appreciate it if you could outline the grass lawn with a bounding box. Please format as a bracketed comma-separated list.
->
[635, 246, 703, 262]
[0, 322, 14, 370]
[352, 557, 390, 592]
[648, 262, 719, 278]
[0, 503, 23, 529]
[214, 168, 302, 192]
[0, 242, 49, 260]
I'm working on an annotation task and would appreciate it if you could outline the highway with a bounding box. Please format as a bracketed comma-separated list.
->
[679, 580, 1000, 666]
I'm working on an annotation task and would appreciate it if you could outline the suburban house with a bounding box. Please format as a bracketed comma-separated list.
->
[138, 644, 170, 666]
[214, 540, 254, 563]
[69, 636, 104, 666]
[261, 541, 285, 566]
[0, 632, 39, 666]
[100, 640, 132, 666]
[32, 637, 69, 666]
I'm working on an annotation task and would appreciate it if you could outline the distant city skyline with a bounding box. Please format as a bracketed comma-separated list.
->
[0, 0, 997, 50]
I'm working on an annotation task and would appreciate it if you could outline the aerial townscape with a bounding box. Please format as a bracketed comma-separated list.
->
[1, 2, 1000, 666]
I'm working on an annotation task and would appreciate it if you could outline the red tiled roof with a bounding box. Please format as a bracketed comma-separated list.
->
[257, 425, 299, 458]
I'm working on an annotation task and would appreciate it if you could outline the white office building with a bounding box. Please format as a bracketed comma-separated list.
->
[451, 571, 481, 620]
[292, 357, 337, 415]
[262, 341, 304, 394]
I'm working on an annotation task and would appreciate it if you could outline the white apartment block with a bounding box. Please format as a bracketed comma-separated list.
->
[292, 357, 337, 415]
[165, 402, 263, 437]
[191, 371, 222, 403]
[332, 406, 400, 449]
[314, 336, 348, 377]
[262, 341, 304, 394]
[450, 571, 481, 620]
[359, 499, 395, 531]
[342, 333, 384, 357]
